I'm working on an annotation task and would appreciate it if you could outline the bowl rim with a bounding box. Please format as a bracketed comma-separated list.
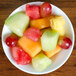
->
[1, 1, 75, 75]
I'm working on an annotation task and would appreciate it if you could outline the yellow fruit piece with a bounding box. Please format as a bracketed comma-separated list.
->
[30, 15, 54, 29]
[18, 36, 41, 57]
[50, 16, 65, 36]
[44, 45, 61, 58]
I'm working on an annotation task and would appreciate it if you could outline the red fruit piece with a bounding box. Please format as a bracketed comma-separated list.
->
[40, 2, 52, 17]
[26, 4, 40, 20]
[58, 37, 72, 49]
[10, 47, 32, 65]
[5, 34, 18, 47]
[24, 27, 41, 42]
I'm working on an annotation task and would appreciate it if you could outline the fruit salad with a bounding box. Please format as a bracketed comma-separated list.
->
[5, 2, 72, 72]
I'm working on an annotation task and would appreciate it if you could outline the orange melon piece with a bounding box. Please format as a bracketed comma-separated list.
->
[30, 15, 54, 29]
[44, 45, 61, 58]
[18, 36, 41, 57]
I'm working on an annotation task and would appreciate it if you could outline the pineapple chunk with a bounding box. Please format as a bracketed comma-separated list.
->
[50, 16, 65, 36]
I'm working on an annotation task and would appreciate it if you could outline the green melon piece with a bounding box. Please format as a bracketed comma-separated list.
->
[41, 30, 59, 51]
[32, 53, 52, 72]
[5, 12, 29, 37]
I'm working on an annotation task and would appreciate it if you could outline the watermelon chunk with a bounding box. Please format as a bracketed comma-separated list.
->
[26, 4, 40, 20]
[10, 46, 32, 65]
[24, 27, 41, 42]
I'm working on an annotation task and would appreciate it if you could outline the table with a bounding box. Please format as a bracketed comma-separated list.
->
[0, 0, 76, 76]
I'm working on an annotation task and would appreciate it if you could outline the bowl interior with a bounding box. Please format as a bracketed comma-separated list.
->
[2, 2, 74, 74]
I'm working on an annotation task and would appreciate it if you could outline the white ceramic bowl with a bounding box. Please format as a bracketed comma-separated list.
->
[2, 2, 75, 75]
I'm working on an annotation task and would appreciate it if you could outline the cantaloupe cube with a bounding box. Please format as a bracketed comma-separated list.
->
[18, 36, 41, 57]
[44, 45, 61, 57]
[30, 15, 54, 29]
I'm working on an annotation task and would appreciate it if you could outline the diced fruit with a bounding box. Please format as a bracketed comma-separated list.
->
[40, 2, 52, 17]
[41, 28, 51, 34]
[5, 12, 29, 37]
[32, 53, 52, 72]
[10, 46, 31, 65]
[24, 27, 41, 42]
[26, 4, 40, 19]
[30, 15, 54, 29]
[5, 34, 18, 47]
[41, 30, 59, 51]
[58, 37, 72, 49]
[18, 36, 41, 57]
[44, 45, 61, 57]
[50, 16, 65, 36]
